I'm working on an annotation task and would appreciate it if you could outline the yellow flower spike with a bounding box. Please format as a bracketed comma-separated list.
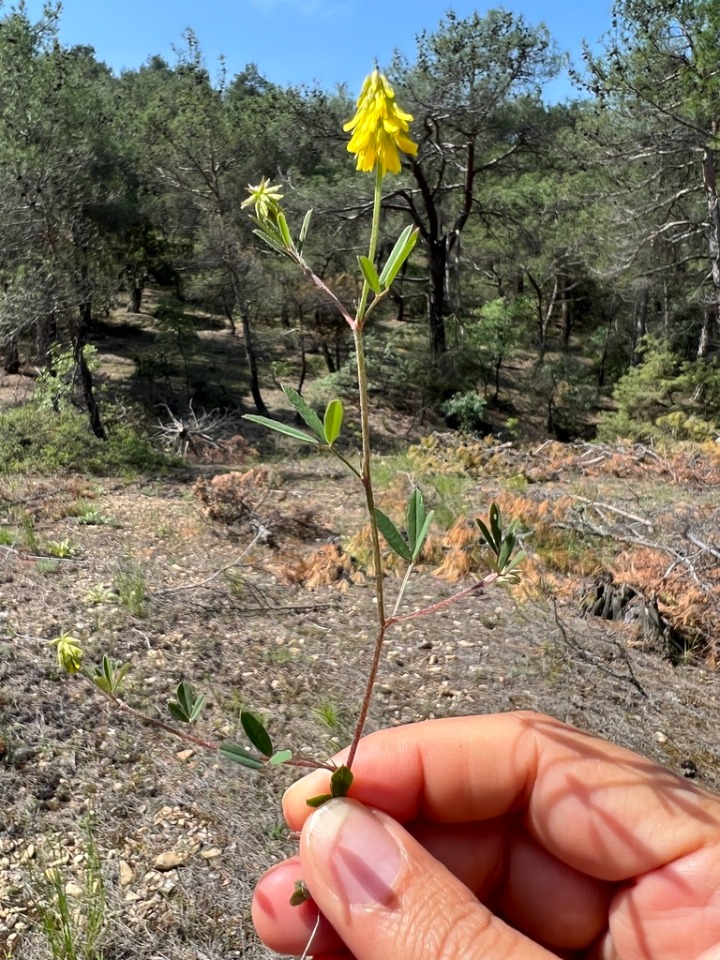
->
[241, 177, 284, 222]
[51, 632, 83, 675]
[344, 69, 418, 177]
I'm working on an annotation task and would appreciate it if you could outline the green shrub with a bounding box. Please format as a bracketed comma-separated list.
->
[441, 391, 488, 432]
[0, 404, 173, 476]
[599, 338, 720, 442]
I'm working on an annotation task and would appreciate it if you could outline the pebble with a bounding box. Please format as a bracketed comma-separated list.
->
[153, 851, 186, 872]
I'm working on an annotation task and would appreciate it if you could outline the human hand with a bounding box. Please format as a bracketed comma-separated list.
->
[252, 711, 720, 959]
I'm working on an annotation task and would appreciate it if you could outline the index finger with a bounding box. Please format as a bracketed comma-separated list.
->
[284, 711, 720, 881]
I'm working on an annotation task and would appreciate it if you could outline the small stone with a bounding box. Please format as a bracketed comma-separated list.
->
[65, 882, 83, 897]
[654, 731, 668, 744]
[154, 851, 185, 872]
[119, 861, 133, 887]
[200, 847, 222, 860]
[176, 750, 194, 763]
[417, 639, 433, 650]
[20, 844, 35, 863]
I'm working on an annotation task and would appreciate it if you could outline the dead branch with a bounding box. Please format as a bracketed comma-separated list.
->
[153, 532, 263, 597]
[571, 495, 653, 528]
[153, 402, 241, 458]
[685, 530, 720, 563]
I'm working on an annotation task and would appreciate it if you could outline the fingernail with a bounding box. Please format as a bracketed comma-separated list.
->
[304, 799, 402, 907]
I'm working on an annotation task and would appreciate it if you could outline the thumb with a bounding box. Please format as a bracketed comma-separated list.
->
[300, 799, 553, 960]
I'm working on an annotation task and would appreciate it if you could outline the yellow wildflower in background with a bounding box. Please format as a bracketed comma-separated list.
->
[241, 177, 284, 222]
[51, 632, 83, 675]
[344, 69, 417, 176]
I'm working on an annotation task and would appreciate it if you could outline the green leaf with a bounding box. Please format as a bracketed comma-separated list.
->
[252, 228, 288, 257]
[323, 398, 343, 446]
[490, 503, 502, 546]
[282, 384, 325, 439]
[168, 701, 190, 724]
[102, 654, 113, 689]
[276, 211, 293, 249]
[477, 517, 499, 554]
[378, 225, 419, 288]
[357, 255, 381, 294]
[289, 880, 311, 906]
[297, 209, 313, 254]
[503, 550, 527, 583]
[242, 414, 319, 445]
[269, 749, 293, 766]
[374, 508, 412, 562]
[176, 680, 195, 717]
[330, 764, 354, 798]
[114, 662, 132, 690]
[498, 537, 512, 572]
[412, 510, 435, 562]
[503, 551, 526, 575]
[405, 489, 426, 553]
[219, 743, 265, 770]
[241, 710, 273, 757]
[189, 693, 206, 723]
[306, 793, 333, 808]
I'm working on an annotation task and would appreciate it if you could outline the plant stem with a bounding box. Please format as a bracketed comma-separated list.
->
[355, 166, 384, 329]
[392, 561, 416, 618]
[96, 689, 334, 771]
[347, 332, 385, 767]
[346, 168, 386, 768]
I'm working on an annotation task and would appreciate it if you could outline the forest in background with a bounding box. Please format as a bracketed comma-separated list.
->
[2, 0, 720, 455]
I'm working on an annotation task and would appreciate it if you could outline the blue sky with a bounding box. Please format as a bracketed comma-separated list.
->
[21, 1, 612, 100]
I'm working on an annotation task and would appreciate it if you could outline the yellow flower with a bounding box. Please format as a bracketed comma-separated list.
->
[241, 177, 284, 222]
[343, 69, 417, 177]
[51, 632, 83, 675]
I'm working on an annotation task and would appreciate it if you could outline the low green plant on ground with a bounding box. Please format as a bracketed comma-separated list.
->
[114, 562, 146, 616]
[24, 823, 106, 960]
[0, 404, 173, 476]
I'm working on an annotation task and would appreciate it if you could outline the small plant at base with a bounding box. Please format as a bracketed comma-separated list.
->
[45, 539, 76, 559]
[25, 821, 106, 960]
[20, 513, 40, 554]
[114, 563, 146, 616]
[75, 507, 113, 526]
[84, 585, 117, 606]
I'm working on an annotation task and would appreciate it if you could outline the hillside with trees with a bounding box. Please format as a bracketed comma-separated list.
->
[1, 2, 720, 445]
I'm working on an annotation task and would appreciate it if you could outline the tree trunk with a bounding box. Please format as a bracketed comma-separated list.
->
[223, 301, 237, 336]
[427, 239, 447, 358]
[240, 303, 268, 416]
[560, 276, 572, 351]
[631, 287, 649, 365]
[72, 311, 106, 440]
[127, 282, 144, 314]
[3, 335, 19, 374]
[699, 142, 720, 361]
[321, 340, 336, 374]
[36, 312, 57, 365]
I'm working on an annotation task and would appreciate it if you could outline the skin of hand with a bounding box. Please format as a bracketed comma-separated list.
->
[252, 711, 720, 960]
